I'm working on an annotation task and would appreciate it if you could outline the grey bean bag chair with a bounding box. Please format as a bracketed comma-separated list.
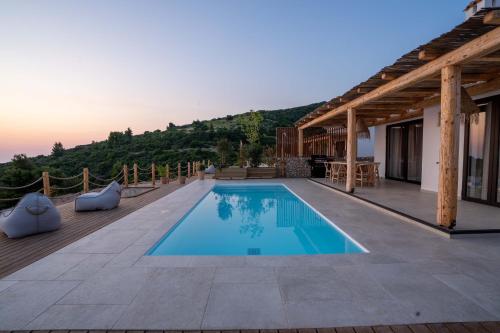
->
[75, 181, 121, 212]
[0, 193, 61, 238]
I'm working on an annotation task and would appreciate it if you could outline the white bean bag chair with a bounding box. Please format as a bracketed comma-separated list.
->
[75, 181, 121, 212]
[0, 193, 61, 238]
[205, 164, 216, 174]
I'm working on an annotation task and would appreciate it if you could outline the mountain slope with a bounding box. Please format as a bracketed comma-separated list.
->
[0, 102, 322, 183]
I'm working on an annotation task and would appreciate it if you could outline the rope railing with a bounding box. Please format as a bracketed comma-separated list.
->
[0, 160, 205, 209]
[0, 177, 43, 190]
[49, 172, 83, 180]
[88, 169, 124, 182]
[51, 181, 85, 191]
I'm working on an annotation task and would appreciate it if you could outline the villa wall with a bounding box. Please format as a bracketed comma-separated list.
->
[373, 89, 500, 196]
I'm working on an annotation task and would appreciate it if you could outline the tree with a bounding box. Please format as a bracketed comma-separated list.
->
[51, 142, 65, 157]
[124, 128, 133, 142]
[263, 146, 276, 167]
[240, 110, 263, 144]
[216, 138, 231, 167]
[247, 143, 263, 167]
[107, 131, 124, 146]
[167, 122, 176, 130]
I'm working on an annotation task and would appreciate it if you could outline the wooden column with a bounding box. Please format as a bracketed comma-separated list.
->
[123, 165, 128, 188]
[42, 171, 51, 196]
[83, 168, 89, 193]
[166, 164, 170, 180]
[437, 65, 461, 229]
[346, 108, 357, 193]
[177, 162, 181, 180]
[188, 162, 191, 178]
[133, 163, 138, 186]
[151, 163, 156, 187]
[298, 128, 304, 157]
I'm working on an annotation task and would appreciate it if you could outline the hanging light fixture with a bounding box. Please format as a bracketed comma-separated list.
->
[356, 118, 370, 140]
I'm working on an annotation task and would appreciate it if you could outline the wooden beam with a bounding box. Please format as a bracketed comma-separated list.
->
[346, 108, 356, 193]
[357, 87, 371, 93]
[366, 109, 423, 126]
[381, 72, 397, 80]
[474, 56, 500, 62]
[418, 49, 441, 61]
[437, 65, 461, 229]
[299, 26, 500, 129]
[412, 76, 500, 109]
[484, 10, 500, 25]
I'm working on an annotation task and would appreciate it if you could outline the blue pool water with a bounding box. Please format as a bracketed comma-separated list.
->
[147, 184, 367, 256]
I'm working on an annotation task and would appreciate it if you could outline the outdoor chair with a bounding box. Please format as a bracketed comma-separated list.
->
[356, 164, 370, 187]
[75, 181, 121, 212]
[0, 192, 61, 238]
[334, 164, 347, 183]
[324, 162, 332, 181]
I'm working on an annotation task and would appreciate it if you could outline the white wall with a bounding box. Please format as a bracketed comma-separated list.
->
[373, 124, 386, 177]
[421, 105, 441, 192]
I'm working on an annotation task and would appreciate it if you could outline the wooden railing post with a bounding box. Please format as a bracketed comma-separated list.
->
[42, 171, 51, 197]
[166, 164, 170, 180]
[178, 162, 181, 180]
[151, 163, 156, 187]
[298, 128, 304, 157]
[123, 164, 129, 188]
[83, 168, 89, 193]
[133, 163, 138, 186]
[187, 161, 191, 178]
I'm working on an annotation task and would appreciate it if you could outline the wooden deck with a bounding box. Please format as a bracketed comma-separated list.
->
[0, 322, 499, 333]
[0, 179, 194, 278]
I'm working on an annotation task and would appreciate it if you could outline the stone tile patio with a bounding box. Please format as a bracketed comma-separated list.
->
[1, 179, 500, 330]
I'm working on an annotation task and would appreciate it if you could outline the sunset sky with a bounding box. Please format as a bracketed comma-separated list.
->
[0, 0, 465, 162]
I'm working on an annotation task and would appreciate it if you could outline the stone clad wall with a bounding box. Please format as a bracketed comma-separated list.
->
[284, 157, 310, 178]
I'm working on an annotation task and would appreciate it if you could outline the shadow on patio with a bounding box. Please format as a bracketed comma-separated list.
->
[311, 178, 500, 233]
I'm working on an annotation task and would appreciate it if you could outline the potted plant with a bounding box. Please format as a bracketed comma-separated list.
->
[198, 164, 206, 180]
[158, 166, 168, 184]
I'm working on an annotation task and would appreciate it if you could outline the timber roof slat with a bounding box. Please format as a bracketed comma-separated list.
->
[296, 9, 499, 127]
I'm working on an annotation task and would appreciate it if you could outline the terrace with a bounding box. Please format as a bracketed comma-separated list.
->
[1, 178, 500, 330]
[311, 178, 500, 233]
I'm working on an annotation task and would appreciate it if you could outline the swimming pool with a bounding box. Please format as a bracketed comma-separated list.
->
[147, 184, 367, 256]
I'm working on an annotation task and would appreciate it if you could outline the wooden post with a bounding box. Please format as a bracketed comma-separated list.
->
[178, 162, 181, 180]
[42, 171, 51, 197]
[298, 128, 304, 157]
[187, 161, 191, 178]
[437, 65, 461, 229]
[123, 164, 129, 187]
[208, 159, 211, 166]
[83, 168, 89, 193]
[166, 164, 170, 180]
[151, 163, 156, 187]
[133, 163, 138, 186]
[346, 108, 357, 193]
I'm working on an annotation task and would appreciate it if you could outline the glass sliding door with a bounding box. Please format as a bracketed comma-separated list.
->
[407, 122, 423, 182]
[465, 107, 491, 200]
[387, 126, 404, 180]
[498, 141, 500, 204]
[463, 96, 500, 207]
[386, 119, 423, 183]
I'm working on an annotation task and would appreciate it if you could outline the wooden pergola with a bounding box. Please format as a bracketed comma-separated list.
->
[295, 9, 500, 228]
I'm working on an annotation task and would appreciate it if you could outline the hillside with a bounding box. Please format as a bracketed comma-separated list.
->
[0, 102, 322, 191]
